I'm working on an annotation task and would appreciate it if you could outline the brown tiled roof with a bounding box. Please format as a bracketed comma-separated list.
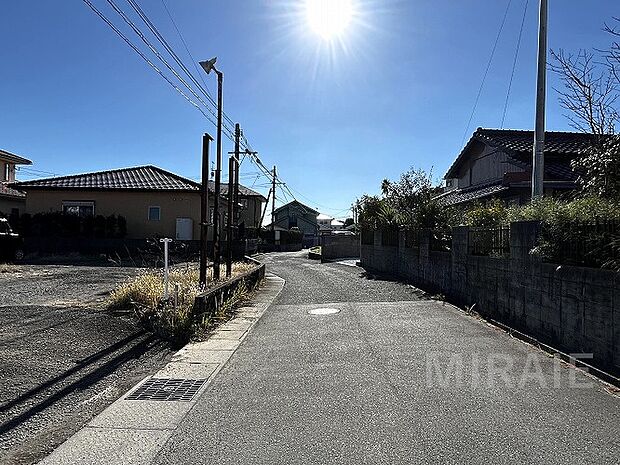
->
[0, 149, 32, 165]
[12, 165, 265, 199]
[0, 183, 26, 199]
[445, 128, 599, 179]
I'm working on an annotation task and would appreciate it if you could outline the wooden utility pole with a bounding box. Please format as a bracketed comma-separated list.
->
[226, 155, 235, 278]
[531, 0, 548, 199]
[271, 166, 277, 230]
[199, 133, 213, 288]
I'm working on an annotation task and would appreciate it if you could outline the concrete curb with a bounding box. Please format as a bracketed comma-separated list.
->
[37, 274, 285, 465]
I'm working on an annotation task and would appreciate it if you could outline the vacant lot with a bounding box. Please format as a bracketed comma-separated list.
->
[0, 264, 173, 465]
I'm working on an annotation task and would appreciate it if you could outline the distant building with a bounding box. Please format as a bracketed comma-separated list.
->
[317, 213, 333, 233]
[13, 165, 266, 240]
[0, 149, 32, 217]
[435, 128, 596, 207]
[271, 200, 319, 246]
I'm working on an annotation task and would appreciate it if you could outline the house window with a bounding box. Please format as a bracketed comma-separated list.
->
[3, 163, 9, 181]
[62, 201, 94, 217]
[148, 206, 161, 221]
[240, 198, 248, 210]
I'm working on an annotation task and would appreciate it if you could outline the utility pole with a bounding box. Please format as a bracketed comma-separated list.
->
[199, 57, 223, 280]
[259, 188, 271, 228]
[226, 155, 235, 277]
[199, 133, 213, 288]
[233, 124, 241, 233]
[531, 0, 548, 199]
[271, 166, 277, 230]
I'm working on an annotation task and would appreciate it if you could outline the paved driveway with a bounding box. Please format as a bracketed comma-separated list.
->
[152, 251, 619, 465]
[0, 265, 172, 465]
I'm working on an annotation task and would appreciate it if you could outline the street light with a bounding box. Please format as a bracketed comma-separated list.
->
[199, 57, 223, 280]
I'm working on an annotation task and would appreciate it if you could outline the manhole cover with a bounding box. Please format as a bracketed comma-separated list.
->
[308, 308, 340, 315]
[125, 378, 206, 402]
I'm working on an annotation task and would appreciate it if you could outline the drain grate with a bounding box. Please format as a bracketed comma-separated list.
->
[125, 378, 206, 402]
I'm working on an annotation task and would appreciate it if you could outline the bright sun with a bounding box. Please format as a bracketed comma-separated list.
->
[306, 0, 353, 40]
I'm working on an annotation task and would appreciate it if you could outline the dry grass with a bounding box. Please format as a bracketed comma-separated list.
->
[108, 261, 258, 345]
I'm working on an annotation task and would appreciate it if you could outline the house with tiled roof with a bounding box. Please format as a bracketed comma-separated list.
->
[12, 165, 266, 240]
[0, 149, 32, 217]
[434, 128, 596, 207]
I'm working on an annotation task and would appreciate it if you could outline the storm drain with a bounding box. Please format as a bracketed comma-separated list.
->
[125, 378, 206, 402]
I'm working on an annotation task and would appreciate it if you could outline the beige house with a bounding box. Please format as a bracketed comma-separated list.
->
[0, 149, 32, 216]
[13, 165, 266, 240]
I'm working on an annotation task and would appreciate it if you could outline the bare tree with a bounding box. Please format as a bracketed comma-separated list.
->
[549, 49, 619, 136]
[603, 17, 620, 83]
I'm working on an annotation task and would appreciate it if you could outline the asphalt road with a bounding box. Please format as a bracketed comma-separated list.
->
[152, 251, 620, 465]
[0, 265, 172, 465]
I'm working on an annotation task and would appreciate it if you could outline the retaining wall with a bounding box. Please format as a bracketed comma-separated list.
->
[193, 257, 266, 320]
[361, 222, 620, 375]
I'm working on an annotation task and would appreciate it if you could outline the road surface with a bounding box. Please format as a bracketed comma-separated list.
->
[150, 251, 619, 465]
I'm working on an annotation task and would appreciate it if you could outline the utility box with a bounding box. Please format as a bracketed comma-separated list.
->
[175, 218, 193, 240]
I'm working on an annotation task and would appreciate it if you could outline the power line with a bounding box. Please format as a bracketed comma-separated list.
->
[106, 0, 230, 135]
[461, 0, 513, 143]
[81, 0, 217, 125]
[82, 0, 319, 211]
[126, 0, 235, 133]
[501, 0, 529, 128]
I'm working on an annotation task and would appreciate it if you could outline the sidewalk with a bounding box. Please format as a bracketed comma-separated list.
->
[38, 275, 285, 465]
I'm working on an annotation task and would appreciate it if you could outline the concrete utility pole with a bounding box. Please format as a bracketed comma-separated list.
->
[259, 188, 271, 229]
[233, 124, 241, 231]
[271, 166, 277, 231]
[199, 133, 213, 287]
[531, 0, 548, 199]
[226, 155, 235, 278]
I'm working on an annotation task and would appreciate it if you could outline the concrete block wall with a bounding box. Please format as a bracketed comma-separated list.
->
[360, 221, 619, 375]
[321, 235, 360, 261]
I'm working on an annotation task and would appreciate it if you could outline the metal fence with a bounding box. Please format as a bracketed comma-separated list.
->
[468, 227, 510, 257]
[361, 229, 374, 245]
[404, 229, 421, 248]
[381, 228, 399, 247]
[548, 221, 620, 268]
[430, 229, 452, 252]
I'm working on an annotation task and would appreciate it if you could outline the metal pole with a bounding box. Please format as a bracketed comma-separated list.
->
[200, 133, 213, 288]
[532, 0, 548, 199]
[160, 238, 171, 299]
[213, 70, 223, 280]
[271, 166, 276, 231]
[226, 156, 234, 278]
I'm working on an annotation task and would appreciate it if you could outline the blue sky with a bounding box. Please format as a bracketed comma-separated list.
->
[0, 1, 616, 218]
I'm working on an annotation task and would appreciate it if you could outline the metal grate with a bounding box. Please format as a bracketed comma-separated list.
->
[125, 378, 206, 402]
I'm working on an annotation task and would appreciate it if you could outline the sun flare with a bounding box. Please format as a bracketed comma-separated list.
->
[306, 0, 353, 40]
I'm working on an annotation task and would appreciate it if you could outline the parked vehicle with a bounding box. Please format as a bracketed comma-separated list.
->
[0, 218, 24, 261]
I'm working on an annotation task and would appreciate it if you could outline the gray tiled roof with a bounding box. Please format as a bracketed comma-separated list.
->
[0, 183, 25, 199]
[445, 128, 599, 179]
[434, 182, 509, 207]
[12, 165, 265, 198]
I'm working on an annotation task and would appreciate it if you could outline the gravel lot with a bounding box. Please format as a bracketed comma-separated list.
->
[0, 264, 173, 465]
